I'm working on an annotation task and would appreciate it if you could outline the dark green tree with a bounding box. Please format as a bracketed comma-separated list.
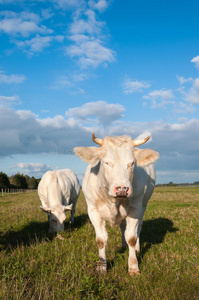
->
[27, 176, 38, 189]
[0, 172, 10, 189]
[36, 178, 41, 186]
[10, 173, 28, 189]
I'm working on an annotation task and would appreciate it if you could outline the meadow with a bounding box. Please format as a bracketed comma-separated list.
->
[0, 187, 199, 299]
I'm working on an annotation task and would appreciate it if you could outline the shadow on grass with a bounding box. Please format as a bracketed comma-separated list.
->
[140, 217, 178, 256]
[0, 213, 89, 251]
[113, 217, 178, 269]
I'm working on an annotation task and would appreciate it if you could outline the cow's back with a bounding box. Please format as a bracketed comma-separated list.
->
[38, 169, 80, 208]
[38, 170, 62, 207]
[56, 169, 80, 204]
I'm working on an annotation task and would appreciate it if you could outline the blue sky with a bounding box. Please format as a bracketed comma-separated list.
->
[0, 0, 199, 184]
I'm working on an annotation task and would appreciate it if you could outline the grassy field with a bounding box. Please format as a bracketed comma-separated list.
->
[0, 187, 199, 299]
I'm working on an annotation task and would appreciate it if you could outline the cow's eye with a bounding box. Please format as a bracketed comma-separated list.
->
[53, 219, 57, 223]
[127, 161, 134, 168]
[104, 161, 112, 167]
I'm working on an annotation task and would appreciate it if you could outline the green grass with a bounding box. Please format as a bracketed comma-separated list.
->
[0, 187, 199, 299]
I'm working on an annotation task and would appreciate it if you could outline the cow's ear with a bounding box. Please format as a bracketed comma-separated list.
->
[74, 147, 102, 164]
[40, 206, 51, 213]
[134, 148, 159, 167]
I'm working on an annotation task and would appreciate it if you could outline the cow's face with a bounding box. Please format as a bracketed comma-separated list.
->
[74, 134, 159, 199]
[101, 141, 135, 198]
[40, 204, 72, 233]
[48, 209, 66, 232]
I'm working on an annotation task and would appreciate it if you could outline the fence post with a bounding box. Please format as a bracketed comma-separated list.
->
[1, 189, 3, 197]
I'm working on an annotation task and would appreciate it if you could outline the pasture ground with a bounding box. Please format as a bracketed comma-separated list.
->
[0, 187, 199, 299]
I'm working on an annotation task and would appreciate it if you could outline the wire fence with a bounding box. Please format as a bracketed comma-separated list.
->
[1, 188, 37, 197]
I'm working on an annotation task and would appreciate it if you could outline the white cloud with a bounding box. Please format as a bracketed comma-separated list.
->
[52, 0, 84, 10]
[177, 75, 193, 85]
[0, 70, 26, 84]
[176, 56, 199, 105]
[14, 34, 65, 54]
[123, 78, 151, 94]
[16, 109, 38, 120]
[0, 105, 91, 156]
[156, 169, 199, 184]
[69, 9, 104, 36]
[67, 40, 115, 68]
[28, 34, 64, 52]
[66, 9, 115, 68]
[0, 11, 53, 37]
[72, 72, 90, 82]
[52, 75, 72, 89]
[173, 102, 195, 114]
[66, 101, 125, 126]
[16, 162, 52, 174]
[185, 78, 199, 104]
[88, 0, 109, 12]
[143, 89, 175, 108]
[0, 9, 64, 55]
[0, 95, 21, 106]
[51, 71, 90, 90]
[0, 0, 26, 4]
[0, 2, 114, 63]
[37, 115, 70, 128]
[191, 55, 199, 69]
[1, 104, 199, 184]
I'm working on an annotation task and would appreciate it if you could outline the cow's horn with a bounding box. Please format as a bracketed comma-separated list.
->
[133, 135, 151, 147]
[92, 132, 104, 146]
[64, 204, 73, 211]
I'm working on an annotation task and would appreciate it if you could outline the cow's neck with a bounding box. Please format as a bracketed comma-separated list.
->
[95, 162, 130, 226]
[98, 182, 128, 227]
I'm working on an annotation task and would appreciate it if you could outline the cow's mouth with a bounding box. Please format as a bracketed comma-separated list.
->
[116, 191, 128, 198]
[115, 186, 129, 198]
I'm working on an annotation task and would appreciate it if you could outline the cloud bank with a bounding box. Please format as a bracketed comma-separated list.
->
[0, 102, 199, 181]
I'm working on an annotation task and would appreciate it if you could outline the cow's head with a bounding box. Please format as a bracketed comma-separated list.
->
[40, 204, 72, 232]
[74, 133, 159, 199]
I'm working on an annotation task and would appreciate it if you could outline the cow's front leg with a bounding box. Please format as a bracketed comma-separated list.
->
[88, 207, 108, 273]
[125, 214, 141, 275]
[120, 219, 127, 248]
[135, 220, 143, 253]
[70, 202, 76, 225]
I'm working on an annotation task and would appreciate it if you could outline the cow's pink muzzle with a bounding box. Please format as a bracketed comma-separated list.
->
[114, 185, 130, 198]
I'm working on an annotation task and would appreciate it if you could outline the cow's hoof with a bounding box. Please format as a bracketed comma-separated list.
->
[56, 234, 65, 240]
[96, 267, 107, 274]
[128, 269, 140, 276]
[96, 262, 107, 274]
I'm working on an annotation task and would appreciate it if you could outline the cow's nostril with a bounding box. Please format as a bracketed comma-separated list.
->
[114, 186, 130, 197]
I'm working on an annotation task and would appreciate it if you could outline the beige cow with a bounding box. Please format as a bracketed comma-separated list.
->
[74, 133, 159, 275]
[38, 169, 80, 233]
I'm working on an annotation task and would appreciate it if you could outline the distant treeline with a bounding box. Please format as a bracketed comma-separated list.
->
[1, 171, 199, 190]
[156, 181, 199, 187]
[0, 172, 40, 190]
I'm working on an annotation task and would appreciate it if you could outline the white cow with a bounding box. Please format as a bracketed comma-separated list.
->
[38, 169, 80, 233]
[74, 133, 159, 275]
